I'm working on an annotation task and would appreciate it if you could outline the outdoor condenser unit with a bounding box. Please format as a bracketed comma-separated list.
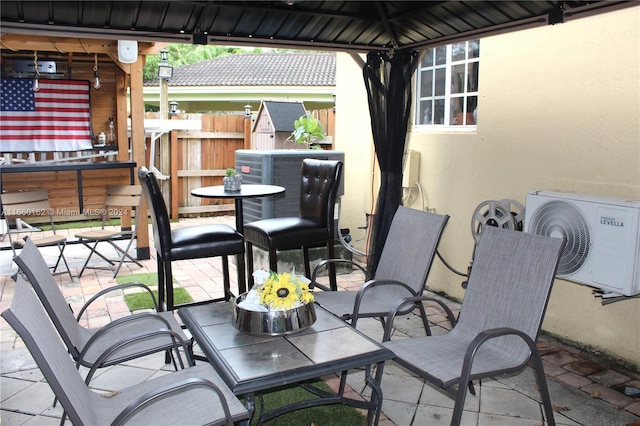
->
[235, 150, 345, 226]
[525, 190, 640, 296]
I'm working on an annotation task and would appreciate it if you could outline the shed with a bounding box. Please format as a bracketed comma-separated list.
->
[252, 100, 306, 150]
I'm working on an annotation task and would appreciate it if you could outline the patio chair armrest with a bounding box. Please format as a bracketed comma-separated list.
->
[352, 278, 415, 316]
[76, 282, 159, 321]
[465, 328, 536, 361]
[81, 312, 174, 355]
[111, 377, 237, 426]
[310, 259, 369, 291]
[382, 295, 457, 342]
[460, 328, 537, 381]
[81, 329, 193, 383]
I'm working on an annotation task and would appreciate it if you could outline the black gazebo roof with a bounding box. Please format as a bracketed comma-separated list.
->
[1, 1, 634, 53]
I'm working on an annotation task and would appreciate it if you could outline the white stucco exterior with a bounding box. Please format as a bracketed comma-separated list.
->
[334, 7, 639, 367]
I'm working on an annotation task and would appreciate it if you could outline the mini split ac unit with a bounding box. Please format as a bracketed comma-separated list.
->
[525, 191, 640, 296]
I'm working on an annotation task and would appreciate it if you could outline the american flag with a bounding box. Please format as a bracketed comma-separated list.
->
[0, 78, 93, 152]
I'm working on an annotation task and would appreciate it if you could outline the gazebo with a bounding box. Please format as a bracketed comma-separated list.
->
[1, 0, 634, 272]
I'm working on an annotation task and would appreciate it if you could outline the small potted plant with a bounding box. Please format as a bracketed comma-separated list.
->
[223, 167, 242, 191]
[286, 114, 326, 149]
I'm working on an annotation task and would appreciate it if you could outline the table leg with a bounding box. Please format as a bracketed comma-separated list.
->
[235, 198, 247, 294]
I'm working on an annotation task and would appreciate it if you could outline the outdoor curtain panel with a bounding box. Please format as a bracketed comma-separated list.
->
[0, 78, 92, 152]
[363, 49, 420, 275]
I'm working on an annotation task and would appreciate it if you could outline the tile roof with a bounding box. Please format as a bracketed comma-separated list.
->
[260, 101, 307, 132]
[147, 52, 335, 87]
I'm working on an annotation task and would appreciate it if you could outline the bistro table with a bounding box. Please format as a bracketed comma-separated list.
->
[178, 302, 393, 425]
[191, 184, 285, 293]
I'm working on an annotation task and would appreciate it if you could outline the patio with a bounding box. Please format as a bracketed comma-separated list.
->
[0, 215, 638, 425]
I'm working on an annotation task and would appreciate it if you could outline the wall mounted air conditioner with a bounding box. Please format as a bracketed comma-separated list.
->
[525, 191, 640, 296]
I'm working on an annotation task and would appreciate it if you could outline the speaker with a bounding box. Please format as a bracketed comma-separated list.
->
[118, 40, 138, 64]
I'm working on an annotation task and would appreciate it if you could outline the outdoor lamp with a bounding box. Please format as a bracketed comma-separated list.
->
[158, 49, 173, 79]
[169, 99, 179, 117]
[244, 104, 252, 117]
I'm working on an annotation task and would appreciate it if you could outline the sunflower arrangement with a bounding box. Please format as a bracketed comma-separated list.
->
[256, 271, 314, 311]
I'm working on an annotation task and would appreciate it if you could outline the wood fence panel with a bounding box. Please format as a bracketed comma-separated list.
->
[169, 110, 332, 217]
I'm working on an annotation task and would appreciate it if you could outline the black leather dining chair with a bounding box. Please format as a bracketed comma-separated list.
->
[244, 158, 343, 290]
[138, 167, 246, 311]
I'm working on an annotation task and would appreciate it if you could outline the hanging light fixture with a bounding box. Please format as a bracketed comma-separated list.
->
[32, 51, 40, 92]
[93, 53, 101, 90]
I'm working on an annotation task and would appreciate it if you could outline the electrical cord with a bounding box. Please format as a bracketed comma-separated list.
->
[436, 249, 467, 277]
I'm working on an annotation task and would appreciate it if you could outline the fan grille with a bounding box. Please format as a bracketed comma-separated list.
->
[527, 200, 591, 275]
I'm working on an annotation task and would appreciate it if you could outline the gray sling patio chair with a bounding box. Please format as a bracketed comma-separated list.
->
[383, 226, 565, 426]
[2, 275, 250, 426]
[13, 237, 192, 385]
[312, 206, 450, 335]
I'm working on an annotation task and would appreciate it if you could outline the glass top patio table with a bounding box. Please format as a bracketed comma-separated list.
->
[178, 301, 393, 425]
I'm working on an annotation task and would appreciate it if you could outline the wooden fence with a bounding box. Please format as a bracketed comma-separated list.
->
[156, 109, 335, 219]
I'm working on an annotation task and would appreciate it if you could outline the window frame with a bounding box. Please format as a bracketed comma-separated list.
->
[414, 40, 480, 131]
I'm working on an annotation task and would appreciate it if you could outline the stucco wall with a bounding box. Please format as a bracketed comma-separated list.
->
[334, 7, 639, 367]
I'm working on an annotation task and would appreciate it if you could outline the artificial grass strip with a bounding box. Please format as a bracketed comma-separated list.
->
[117, 273, 191, 311]
[116, 272, 168, 287]
[123, 288, 192, 311]
[246, 380, 367, 425]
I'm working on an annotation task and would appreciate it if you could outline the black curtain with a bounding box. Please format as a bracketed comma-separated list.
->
[363, 49, 420, 275]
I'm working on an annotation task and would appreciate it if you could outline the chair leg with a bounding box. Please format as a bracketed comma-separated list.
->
[109, 238, 142, 278]
[236, 252, 246, 294]
[302, 246, 311, 278]
[417, 303, 432, 336]
[531, 350, 556, 425]
[246, 242, 255, 289]
[54, 243, 73, 280]
[221, 256, 231, 300]
[157, 256, 166, 311]
[327, 241, 337, 291]
[165, 260, 174, 311]
[269, 248, 278, 272]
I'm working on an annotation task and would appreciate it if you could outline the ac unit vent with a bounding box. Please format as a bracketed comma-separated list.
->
[525, 191, 640, 296]
[527, 200, 591, 275]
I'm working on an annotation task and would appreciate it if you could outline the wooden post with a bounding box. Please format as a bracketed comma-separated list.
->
[130, 55, 150, 260]
[115, 68, 132, 229]
[170, 130, 179, 219]
[159, 76, 171, 214]
[244, 111, 252, 150]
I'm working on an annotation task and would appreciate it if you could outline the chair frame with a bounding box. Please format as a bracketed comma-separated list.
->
[2, 275, 249, 426]
[75, 184, 144, 278]
[138, 167, 245, 311]
[13, 237, 193, 385]
[1, 189, 72, 279]
[383, 226, 565, 426]
[312, 206, 450, 335]
[245, 158, 343, 290]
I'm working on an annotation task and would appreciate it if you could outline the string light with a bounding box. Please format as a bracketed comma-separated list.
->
[93, 53, 101, 90]
[32, 51, 40, 92]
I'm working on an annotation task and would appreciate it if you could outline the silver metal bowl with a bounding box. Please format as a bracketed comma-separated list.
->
[231, 293, 316, 336]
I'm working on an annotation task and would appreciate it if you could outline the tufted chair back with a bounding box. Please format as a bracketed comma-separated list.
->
[299, 158, 343, 234]
[138, 167, 171, 258]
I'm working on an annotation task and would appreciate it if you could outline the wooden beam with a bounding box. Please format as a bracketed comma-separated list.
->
[177, 169, 227, 177]
[0, 34, 158, 56]
[129, 54, 149, 259]
[178, 205, 235, 215]
[177, 131, 244, 139]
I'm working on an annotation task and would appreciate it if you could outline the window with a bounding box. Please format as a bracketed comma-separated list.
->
[415, 40, 479, 127]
